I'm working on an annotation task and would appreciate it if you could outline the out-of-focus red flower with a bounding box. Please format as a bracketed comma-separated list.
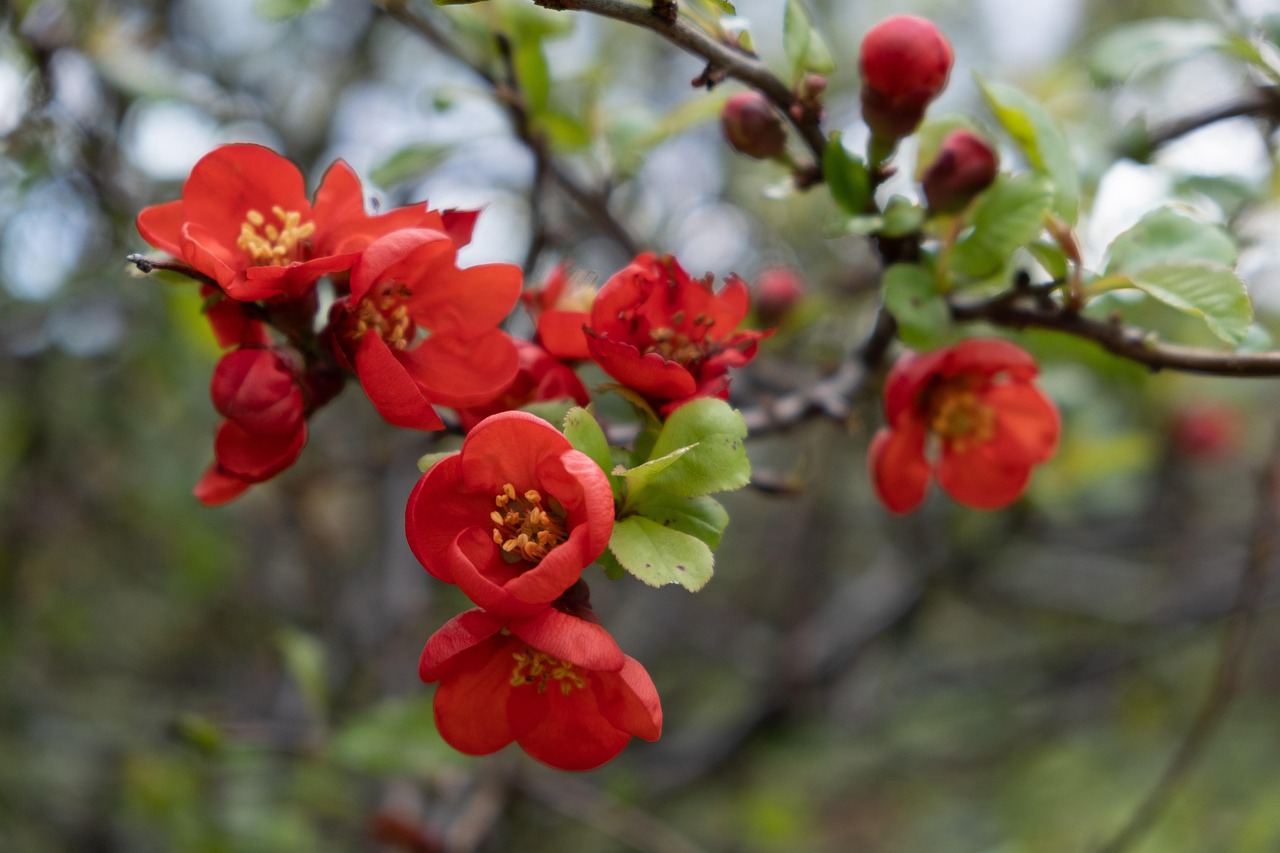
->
[455, 341, 591, 432]
[1171, 402, 1240, 460]
[720, 91, 787, 160]
[523, 262, 596, 361]
[194, 347, 308, 505]
[585, 253, 770, 412]
[753, 266, 806, 325]
[859, 15, 953, 140]
[136, 144, 478, 304]
[420, 606, 662, 771]
[869, 339, 1059, 513]
[327, 228, 521, 431]
[922, 129, 999, 214]
[406, 411, 614, 616]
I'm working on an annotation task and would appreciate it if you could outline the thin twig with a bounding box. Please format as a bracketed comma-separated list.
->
[1140, 87, 1280, 153]
[1096, 429, 1280, 853]
[126, 253, 219, 289]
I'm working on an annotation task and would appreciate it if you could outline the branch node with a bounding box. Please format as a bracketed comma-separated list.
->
[691, 63, 728, 90]
[651, 0, 677, 25]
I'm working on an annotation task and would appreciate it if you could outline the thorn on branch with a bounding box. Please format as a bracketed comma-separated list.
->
[651, 0, 677, 25]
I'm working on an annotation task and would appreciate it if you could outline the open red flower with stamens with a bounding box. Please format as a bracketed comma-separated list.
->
[327, 228, 521, 431]
[420, 606, 662, 771]
[194, 347, 308, 505]
[406, 411, 614, 617]
[455, 340, 591, 432]
[869, 339, 1059, 513]
[585, 253, 770, 412]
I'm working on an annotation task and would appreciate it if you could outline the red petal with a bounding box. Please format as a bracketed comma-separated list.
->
[441, 208, 481, 247]
[509, 607, 625, 672]
[210, 349, 304, 435]
[510, 677, 630, 771]
[193, 462, 253, 505]
[457, 411, 574, 494]
[418, 609, 507, 682]
[401, 330, 519, 409]
[983, 382, 1060, 465]
[349, 229, 454, 305]
[869, 421, 931, 513]
[595, 657, 663, 741]
[587, 334, 698, 401]
[404, 454, 488, 585]
[212, 419, 306, 480]
[353, 334, 445, 430]
[136, 200, 185, 257]
[537, 310, 592, 360]
[449, 526, 574, 618]
[203, 287, 269, 348]
[539, 448, 615, 561]
[182, 144, 311, 240]
[935, 442, 1032, 510]
[407, 263, 522, 338]
[882, 348, 946, 425]
[432, 633, 522, 756]
[941, 338, 1039, 382]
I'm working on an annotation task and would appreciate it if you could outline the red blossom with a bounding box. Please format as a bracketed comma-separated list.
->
[869, 339, 1059, 513]
[859, 15, 954, 140]
[420, 607, 662, 771]
[135, 144, 478, 304]
[523, 262, 595, 361]
[194, 347, 308, 505]
[455, 340, 591, 432]
[406, 411, 615, 617]
[921, 129, 999, 214]
[327, 228, 521, 431]
[585, 253, 770, 412]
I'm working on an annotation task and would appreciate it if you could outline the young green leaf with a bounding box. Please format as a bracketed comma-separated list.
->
[629, 492, 730, 550]
[370, 143, 451, 188]
[563, 407, 613, 476]
[1126, 261, 1253, 345]
[949, 173, 1054, 280]
[824, 133, 870, 215]
[882, 263, 950, 349]
[783, 0, 835, 78]
[977, 78, 1079, 224]
[417, 450, 459, 473]
[1089, 18, 1224, 85]
[1103, 207, 1237, 274]
[638, 398, 751, 498]
[616, 444, 697, 496]
[608, 516, 714, 591]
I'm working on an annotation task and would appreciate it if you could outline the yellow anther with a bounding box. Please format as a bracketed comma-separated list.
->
[510, 648, 586, 694]
[491, 482, 566, 563]
[236, 206, 315, 266]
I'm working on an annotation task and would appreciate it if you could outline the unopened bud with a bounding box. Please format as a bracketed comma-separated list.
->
[721, 91, 788, 160]
[859, 15, 953, 140]
[922, 129, 999, 214]
[754, 267, 805, 325]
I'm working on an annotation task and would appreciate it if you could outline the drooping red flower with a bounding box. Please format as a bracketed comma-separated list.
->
[584, 253, 770, 412]
[523, 262, 596, 361]
[194, 347, 308, 505]
[135, 144, 479, 304]
[327, 228, 521, 431]
[455, 340, 591, 432]
[406, 411, 614, 617]
[420, 607, 662, 771]
[859, 15, 953, 140]
[869, 339, 1059, 513]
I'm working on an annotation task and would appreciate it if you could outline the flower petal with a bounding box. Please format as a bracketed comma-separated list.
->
[595, 656, 663, 742]
[353, 333, 445, 431]
[509, 607, 625, 672]
[983, 382, 1060, 465]
[193, 463, 253, 506]
[942, 337, 1039, 382]
[418, 609, 507, 682]
[135, 200, 186, 257]
[405, 454, 489, 585]
[869, 421, 932, 513]
[512, 681, 631, 771]
[935, 442, 1032, 510]
[213, 419, 306, 481]
[432, 633, 523, 756]
[587, 334, 698, 400]
[401, 329, 519, 409]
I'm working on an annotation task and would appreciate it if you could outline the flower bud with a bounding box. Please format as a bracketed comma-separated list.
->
[721, 91, 788, 160]
[754, 267, 805, 325]
[922, 129, 999, 214]
[859, 15, 953, 140]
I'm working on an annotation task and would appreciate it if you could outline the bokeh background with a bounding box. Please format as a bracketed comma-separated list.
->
[5, 0, 1280, 850]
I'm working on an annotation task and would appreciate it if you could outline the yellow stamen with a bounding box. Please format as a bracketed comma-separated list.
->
[491, 483, 566, 563]
[925, 377, 995, 453]
[510, 647, 587, 695]
[351, 285, 415, 349]
[236, 206, 316, 266]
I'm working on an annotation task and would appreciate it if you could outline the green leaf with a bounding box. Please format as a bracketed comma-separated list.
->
[616, 444, 696, 496]
[783, 0, 835, 78]
[417, 450, 458, 473]
[977, 78, 1080, 224]
[277, 628, 327, 724]
[330, 696, 461, 776]
[641, 398, 750, 498]
[370, 143, 450, 187]
[1224, 33, 1280, 85]
[513, 42, 551, 113]
[595, 547, 626, 581]
[538, 110, 592, 152]
[880, 195, 925, 237]
[949, 173, 1053, 280]
[1027, 240, 1069, 281]
[1104, 208, 1237, 275]
[563, 407, 612, 476]
[882, 263, 950, 349]
[629, 493, 730, 550]
[255, 0, 327, 19]
[1089, 18, 1225, 85]
[608, 516, 713, 591]
[824, 132, 870, 215]
[1126, 261, 1253, 345]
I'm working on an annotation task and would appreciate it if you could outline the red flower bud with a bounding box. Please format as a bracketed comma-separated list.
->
[720, 91, 787, 160]
[754, 267, 805, 325]
[859, 15, 953, 140]
[922, 129, 999, 214]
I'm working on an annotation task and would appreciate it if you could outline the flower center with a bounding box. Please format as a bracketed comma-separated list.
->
[236, 206, 316, 266]
[924, 377, 995, 452]
[645, 314, 715, 364]
[510, 647, 586, 695]
[490, 483, 567, 562]
[351, 285, 414, 350]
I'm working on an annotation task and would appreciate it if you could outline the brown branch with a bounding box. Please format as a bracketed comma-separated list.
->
[126, 253, 220, 289]
[950, 292, 1280, 377]
[1138, 87, 1280, 154]
[529, 0, 827, 183]
[1096, 429, 1280, 853]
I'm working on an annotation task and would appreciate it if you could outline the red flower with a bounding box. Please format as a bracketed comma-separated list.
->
[523, 262, 595, 361]
[406, 411, 614, 616]
[420, 607, 662, 771]
[194, 347, 308, 505]
[585, 253, 770, 411]
[869, 339, 1059, 513]
[327, 228, 521, 431]
[859, 15, 953, 139]
[921, 129, 999, 214]
[455, 340, 591, 432]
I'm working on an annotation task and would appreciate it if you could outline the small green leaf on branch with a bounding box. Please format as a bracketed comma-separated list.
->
[783, 0, 835, 79]
[1089, 18, 1225, 84]
[628, 492, 730, 550]
[609, 516, 714, 591]
[824, 133, 870, 215]
[977, 78, 1080, 224]
[563, 407, 614, 476]
[1126, 261, 1253, 345]
[1103, 207, 1237, 274]
[882, 263, 950, 349]
[642, 398, 750, 497]
[949, 172, 1054, 280]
